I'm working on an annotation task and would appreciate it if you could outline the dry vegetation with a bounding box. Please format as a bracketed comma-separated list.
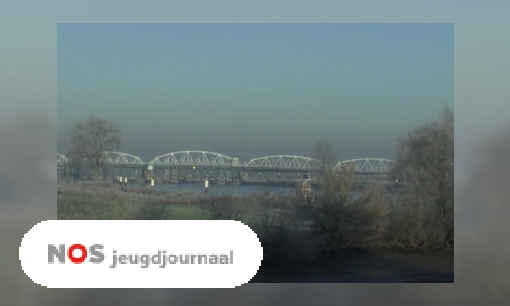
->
[58, 107, 454, 271]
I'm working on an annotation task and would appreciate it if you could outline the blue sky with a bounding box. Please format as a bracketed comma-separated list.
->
[57, 23, 453, 162]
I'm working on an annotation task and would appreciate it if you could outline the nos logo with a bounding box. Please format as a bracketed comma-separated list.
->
[48, 244, 105, 264]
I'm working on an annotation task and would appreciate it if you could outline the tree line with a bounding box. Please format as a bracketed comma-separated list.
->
[64, 106, 454, 252]
[307, 106, 453, 251]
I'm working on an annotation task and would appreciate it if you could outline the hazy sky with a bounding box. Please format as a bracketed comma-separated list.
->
[57, 23, 453, 163]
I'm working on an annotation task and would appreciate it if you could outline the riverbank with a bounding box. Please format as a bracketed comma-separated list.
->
[57, 181, 454, 283]
[57, 181, 278, 221]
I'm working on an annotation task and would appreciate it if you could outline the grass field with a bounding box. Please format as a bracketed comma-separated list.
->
[57, 181, 278, 225]
[57, 192, 260, 223]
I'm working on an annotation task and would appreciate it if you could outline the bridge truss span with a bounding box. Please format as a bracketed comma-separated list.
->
[57, 154, 67, 166]
[335, 158, 396, 174]
[102, 151, 145, 165]
[149, 151, 236, 167]
[243, 155, 320, 170]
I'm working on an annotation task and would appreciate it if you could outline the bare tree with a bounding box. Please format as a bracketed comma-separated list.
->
[312, 140, 338, 176]
[66, 116, 121, 180]
[391, 106, 454, 249]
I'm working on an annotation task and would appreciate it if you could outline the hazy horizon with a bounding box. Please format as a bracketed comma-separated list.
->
[57, 23, 453, 163]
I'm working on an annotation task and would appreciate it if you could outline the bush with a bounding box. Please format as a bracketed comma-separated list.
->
[304, 167, 389, 258]
[248, 192, 315, 268]
[193, 190, 244, 221]
[390, 106, 454, 249]
[382, 193, 447, 251]
[340, 185, 388, 249]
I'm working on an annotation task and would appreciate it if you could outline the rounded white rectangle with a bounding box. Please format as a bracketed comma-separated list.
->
[20, 220, 262, 288]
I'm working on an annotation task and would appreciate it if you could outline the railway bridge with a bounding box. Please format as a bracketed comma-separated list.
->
[57, 150, 396, 184]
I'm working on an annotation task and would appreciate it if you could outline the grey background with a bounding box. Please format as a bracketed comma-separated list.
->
[1, 1, 510, 305]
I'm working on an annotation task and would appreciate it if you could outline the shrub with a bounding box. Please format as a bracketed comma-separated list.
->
[193, 190, 244, 221]
[382, 193, 446, 251]
[248, 192, 314, 268]
[304, 166, 389, 258]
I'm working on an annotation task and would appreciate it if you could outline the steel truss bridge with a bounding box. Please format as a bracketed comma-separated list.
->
[57, 150, 396, 182]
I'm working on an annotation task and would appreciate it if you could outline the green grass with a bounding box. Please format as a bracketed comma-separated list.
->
[57, 192, 255, 223]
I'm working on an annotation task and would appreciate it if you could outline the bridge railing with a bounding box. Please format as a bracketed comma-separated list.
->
[334, 158, 396, 174]
[242, 155, 320, 170]
[148, 151, 238, 167]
